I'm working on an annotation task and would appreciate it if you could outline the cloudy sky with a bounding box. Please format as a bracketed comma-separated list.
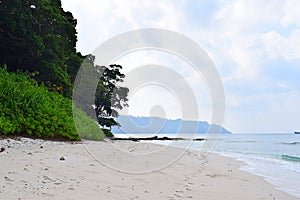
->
[62, 0, 300, 133]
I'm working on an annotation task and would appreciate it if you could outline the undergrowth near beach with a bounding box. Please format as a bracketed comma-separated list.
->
[0, 67, 104, 141]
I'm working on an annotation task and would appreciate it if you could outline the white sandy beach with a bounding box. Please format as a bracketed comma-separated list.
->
[0, 138, 298, 200]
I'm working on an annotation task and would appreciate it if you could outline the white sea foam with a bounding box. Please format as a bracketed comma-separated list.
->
[142, 133, 300, 198]
[217, 151, 300, 198]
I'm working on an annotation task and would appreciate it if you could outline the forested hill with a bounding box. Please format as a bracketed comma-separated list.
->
[112, 115, 231, 134]
[0, 0, 83, 97]
[0, 0, 128, 140]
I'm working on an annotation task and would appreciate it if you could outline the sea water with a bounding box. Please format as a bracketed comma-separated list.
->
[143, 134, 300, 198]
[210, 134, 300, 198]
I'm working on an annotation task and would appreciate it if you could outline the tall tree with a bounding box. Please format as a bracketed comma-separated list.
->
[73, 55, 129, 132]
[95, 64, 129, 130]
[0, 0, 81, 97]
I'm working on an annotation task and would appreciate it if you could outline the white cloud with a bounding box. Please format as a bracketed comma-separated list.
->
[115, 50, 213, 122]
[62, 0, 185, 54]
[199, 0, 285, 80]
[281, 0, 300, 27]
[62, 0, 300, 133]
[262, 29, 300, 61]
[183, 0, 300, 132]
[226, 90, 300, 133]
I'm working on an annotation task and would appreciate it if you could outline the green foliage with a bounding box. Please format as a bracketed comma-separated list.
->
[95, 63, 129, 118]
[102, 129, 114, 138]
[94, 61, 129, 129]
[73, 55, 129, 131]
[0, 0, 82, 97]
[0, 0, 127, 138]
[0, 67, 104, 140]
[97, 117, 119, 130]
[73, 107, 104, 141]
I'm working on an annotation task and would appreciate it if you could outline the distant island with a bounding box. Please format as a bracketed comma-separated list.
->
[112, 115, 231, 134]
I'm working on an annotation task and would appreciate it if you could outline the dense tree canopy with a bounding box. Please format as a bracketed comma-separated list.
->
[0, 0, 129, 136]
[0, 0, 82, 97]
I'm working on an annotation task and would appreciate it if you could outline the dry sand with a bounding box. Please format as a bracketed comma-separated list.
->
[0, 138, 298, 200]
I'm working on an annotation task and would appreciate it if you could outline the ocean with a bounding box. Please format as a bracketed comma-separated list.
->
[211, 134, 300, 198]
[140, 133, 300, 198]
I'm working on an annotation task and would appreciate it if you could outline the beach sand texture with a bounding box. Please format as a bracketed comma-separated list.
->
[0, 138, 298, 200]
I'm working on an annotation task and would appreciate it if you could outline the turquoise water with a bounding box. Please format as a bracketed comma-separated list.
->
[210, 134, 300, 198]
[141, 133, 300, 198]
[212, 134, 300, 160]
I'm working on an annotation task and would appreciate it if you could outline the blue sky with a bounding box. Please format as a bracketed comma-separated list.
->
[62, 0, 300, 133]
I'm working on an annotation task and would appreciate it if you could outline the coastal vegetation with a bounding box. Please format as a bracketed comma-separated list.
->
[0, 0, 128, 140]
[0, 67, 104, 140]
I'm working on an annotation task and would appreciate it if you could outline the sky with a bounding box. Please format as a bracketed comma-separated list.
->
[62, 0, 300, 133]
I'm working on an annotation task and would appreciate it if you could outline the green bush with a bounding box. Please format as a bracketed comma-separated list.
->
[73, 108, 104, 141]
[102, 129, 114, 138]
[0, 66, 104, 141]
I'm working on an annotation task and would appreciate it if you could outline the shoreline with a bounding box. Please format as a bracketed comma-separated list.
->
[216, 151, 300, 199]
[0, 137, 298, 199]
[146, 139, 300, 199]
[111, 135, 206, 141]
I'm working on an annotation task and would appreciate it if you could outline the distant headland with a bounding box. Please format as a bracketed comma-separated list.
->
[112, 115, 231, 134]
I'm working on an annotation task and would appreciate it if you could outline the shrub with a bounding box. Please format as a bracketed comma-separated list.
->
[0, 66, 104, 140]
[102, 129, 114, 138]
[73, 108, 104, 141]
